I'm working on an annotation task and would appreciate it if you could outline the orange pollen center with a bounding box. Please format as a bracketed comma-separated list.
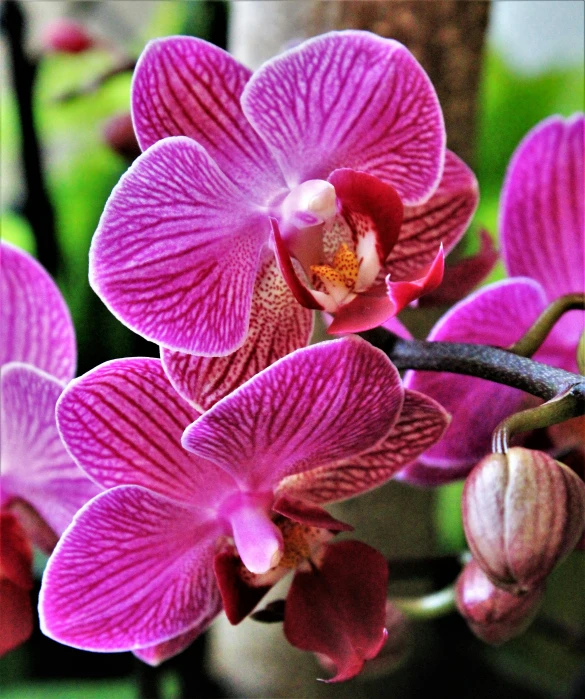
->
[310, 243, 359, 291]
[277, 518, 318, 569]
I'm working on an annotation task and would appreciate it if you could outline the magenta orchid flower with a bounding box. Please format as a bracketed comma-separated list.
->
[89, 31, 478, 411]
[398, 114, 584, 484]
[40, 337, 448, 672]
[0, 243, 100, 656]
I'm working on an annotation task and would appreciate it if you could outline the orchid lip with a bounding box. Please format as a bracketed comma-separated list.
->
[218, 491, 283, 574]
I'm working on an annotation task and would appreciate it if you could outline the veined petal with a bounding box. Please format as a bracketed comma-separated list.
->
[0, 243, 76, 382]
[405, 279, 548, 471]
[182, 337, 403, 492]
[39, 486, 222, 652]
[501, 114, 584, 300]
[277, 389, 449, 504]
[133, 609, 221, 666]
[387, 151, 479, 279]
[132, 36, 285, 200]
[56, 358, 236, 507]
[162, 252, 313, 411]
[90, 136, 269, 355]
[242, 31, 445, 205]
[1, 364, 100, 539]
[284, 541, 388, 683]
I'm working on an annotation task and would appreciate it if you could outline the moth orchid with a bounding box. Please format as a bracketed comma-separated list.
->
[0, 243, 100, 656]
[40, 337, 448, 674]
[398, 114, 585, 484]
[90, 31, 478, 410]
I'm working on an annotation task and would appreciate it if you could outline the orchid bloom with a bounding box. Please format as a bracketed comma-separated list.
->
[90, 31, 478, 411]
[40, 337, 448, 675]
[0, 243, 100, 656]
[396, 114, 584, 485]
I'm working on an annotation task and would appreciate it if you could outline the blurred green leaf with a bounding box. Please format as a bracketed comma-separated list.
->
[1, 212, 36, 255]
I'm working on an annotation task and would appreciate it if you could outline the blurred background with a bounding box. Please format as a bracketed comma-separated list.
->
[1, 1, 583, 697]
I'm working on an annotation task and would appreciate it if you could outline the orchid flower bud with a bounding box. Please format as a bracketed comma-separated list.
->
[455, 559, 544, 645]
[462, 447, 585, 594]
[42, 19, 94, 54]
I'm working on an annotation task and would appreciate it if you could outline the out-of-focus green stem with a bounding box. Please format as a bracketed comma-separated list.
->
[508, 293, 585, 358]
[392, 585, 456, 620]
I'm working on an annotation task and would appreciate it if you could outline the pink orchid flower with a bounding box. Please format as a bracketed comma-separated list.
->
[40, 337, 448, 672]
[90, 31, 478, 411]
[397, 114, 584, 484]
[0, 243, 100, 655]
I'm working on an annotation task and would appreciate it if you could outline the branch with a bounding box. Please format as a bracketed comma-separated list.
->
[1, 0, 59, 275]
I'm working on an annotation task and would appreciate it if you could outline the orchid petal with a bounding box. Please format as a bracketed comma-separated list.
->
[1, 364, 100, 539]
[39, 485, 222, 651]
[133, 614, 220, 666]
[182, 337, 403, 491]
[132, 36, 285, 201]
[386, 245, 445, 313]
[213, 548, 282, 625]
[271, 219, 324, 310]
[387, 150, 479, 279]
[405, 279, 548, 472]
[284, 541, 388, 682]
[396, 460, 474, 487]
[381, 315, 413, 340]
[0, 579, 33, 657]
[327, 292, 395, 335]
[501, 115, 584, 301]
[242, 31, 445, 205]
[272, 495, 353, 532]
[1, 513, 33, 592]
[90, 136, 269, 355]
[277, 389, 449, 504]
[0, 243, 76, 381]
[56, 357, 236, 506]
[162, 252, 313, 411]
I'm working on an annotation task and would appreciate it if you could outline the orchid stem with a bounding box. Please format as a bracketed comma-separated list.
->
[360, 328, 585, 413]
[507, 293, 585, 358]
[392, 585, 456, 620]
[492, 386, 583, 453]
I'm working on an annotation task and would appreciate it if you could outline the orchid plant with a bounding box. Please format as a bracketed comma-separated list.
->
[1, 21, 584, 689]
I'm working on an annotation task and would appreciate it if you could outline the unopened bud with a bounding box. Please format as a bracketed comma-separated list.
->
[102, 113, 141, 162]
[42, 19, 94, 54]
[463, 447, 585, 593]
[456, 559, 543, 645]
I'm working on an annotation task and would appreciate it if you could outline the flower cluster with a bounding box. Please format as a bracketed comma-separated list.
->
[3, 24, 583, 684]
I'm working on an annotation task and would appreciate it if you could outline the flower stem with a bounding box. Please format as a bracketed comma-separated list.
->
[392, 585, 456, 620]
[507, 293, 585, 358]
[360, 327, 585, 405]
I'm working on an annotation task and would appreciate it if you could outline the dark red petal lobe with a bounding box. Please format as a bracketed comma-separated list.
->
[284, 540, 388, 682]
[1, 513, 33, 591]
[214, 549, 278, 625]
[419, 229, 499, 307]
[272, 495, 353, 532]
[0, 579, 33, 656]
[386, 245, 444, 313]
[0, 513, 34, 657]
[271, 219, 324, 310]
[328, 169, 404, 262]
[278, 389, 449, 504]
